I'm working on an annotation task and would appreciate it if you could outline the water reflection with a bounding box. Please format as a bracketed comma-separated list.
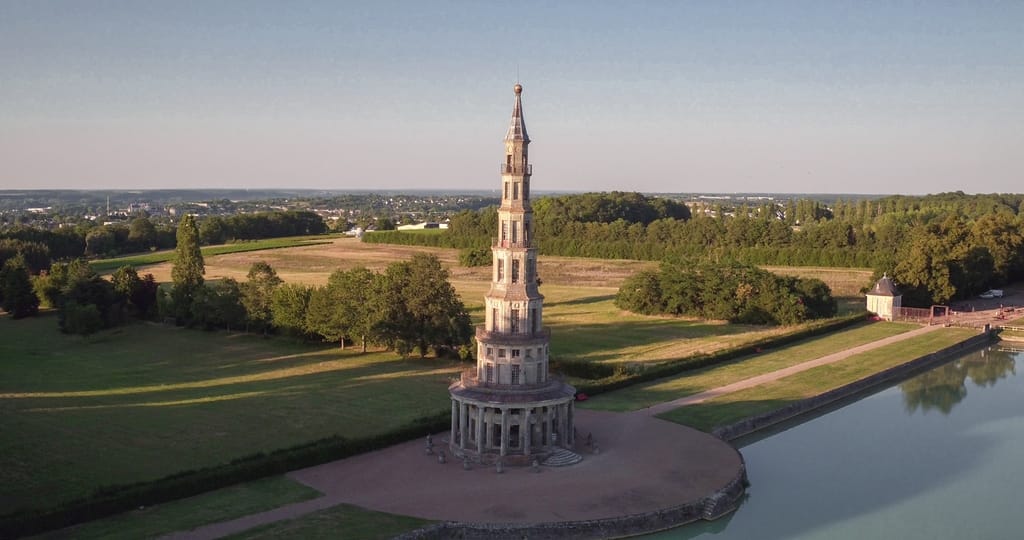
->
[899, 347, 1016, 415]
[649, 346, 1024, 540]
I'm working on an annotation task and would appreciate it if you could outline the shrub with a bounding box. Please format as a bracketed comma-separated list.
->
[459, 247, 491, 267]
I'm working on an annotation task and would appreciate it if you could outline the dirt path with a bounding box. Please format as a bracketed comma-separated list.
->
[643, 323, 942, 416]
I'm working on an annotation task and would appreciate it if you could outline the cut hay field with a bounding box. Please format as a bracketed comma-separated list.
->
[761, 265, 874, 297]
[131, 237, 867, 364]
[90, 236, 339, 274]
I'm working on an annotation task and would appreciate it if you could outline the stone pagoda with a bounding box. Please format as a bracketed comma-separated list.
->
[449, 84, 577, 465]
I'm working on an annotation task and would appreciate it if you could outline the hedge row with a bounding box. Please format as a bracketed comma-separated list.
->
[565, 311, 871, 396]
[0, 411, 450, 538]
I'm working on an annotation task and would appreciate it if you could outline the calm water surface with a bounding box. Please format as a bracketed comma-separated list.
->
[650, 345, 1023, 540]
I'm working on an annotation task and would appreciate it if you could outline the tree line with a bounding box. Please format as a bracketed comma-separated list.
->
[0, 210, 328, 267]
[160, 216, 471, 357]
[366, 191, 1024, 306]
[2, 214, 472, 359]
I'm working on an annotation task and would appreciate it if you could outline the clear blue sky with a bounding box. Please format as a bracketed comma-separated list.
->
[2, 1, 1022, 194]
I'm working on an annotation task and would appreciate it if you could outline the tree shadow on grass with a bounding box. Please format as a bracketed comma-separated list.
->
[2, 361, 459, 511]
[549, 317, 760, 362]
[544, 293, 617, 308]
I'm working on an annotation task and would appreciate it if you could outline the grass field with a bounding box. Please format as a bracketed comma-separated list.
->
[579, 321, 918, 411]
[89, 236, 338, 274]
[657, 327, 978, 431]
[223, 504, 432, 540]
[4, 237, 883, 525]
[33, 476, 321, 540]
[0, 314, 462, 513]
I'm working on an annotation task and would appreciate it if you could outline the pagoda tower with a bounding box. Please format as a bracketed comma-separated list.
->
[449, 84, 577, 465]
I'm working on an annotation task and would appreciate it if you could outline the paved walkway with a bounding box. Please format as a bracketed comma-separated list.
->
[643, 323, 942, 416]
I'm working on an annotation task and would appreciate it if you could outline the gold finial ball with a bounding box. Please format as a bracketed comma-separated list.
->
[513, 83, 523, 95]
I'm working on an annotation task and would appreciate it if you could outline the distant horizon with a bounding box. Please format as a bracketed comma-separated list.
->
[3, 187, 1020, 198]
[3, 2, 1021, 193]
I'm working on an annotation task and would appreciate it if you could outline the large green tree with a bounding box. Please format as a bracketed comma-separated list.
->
[127, 217, 158, 251]
[306, 267, 378, 351]
[271, 283, 313, 338]
[0, 255, 40, 319]
[375, 254, 472, 357]
[170, 215, 205, 322]
[241, 261, 282, 333]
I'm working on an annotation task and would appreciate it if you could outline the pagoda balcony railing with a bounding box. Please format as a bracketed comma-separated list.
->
[500, 163, 532, 175]
[458, 367, 560, 391]
[491, 237, 532, 249]
[476, 326, 550, 344]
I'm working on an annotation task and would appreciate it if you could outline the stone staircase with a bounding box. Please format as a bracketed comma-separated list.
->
[542, 448, 583, 467]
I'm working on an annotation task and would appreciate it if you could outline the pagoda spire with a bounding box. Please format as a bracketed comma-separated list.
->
[505, 83, 529, 142]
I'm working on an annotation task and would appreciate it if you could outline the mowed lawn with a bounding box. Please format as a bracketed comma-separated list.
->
[0, 315, 461, 513]
[580, 321, 918, 411]
[658, 326, 979, 432]
[3, 238, 882, 517]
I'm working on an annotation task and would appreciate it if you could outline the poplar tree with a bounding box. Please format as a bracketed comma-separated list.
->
[170, 215, 205, 322]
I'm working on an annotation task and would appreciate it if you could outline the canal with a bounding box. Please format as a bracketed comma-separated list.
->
[650, 344, 1022, 539]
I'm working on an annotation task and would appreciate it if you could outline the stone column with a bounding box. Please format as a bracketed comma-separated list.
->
[500, 408, 510, 456]
[542, 408, 550, 447]
[523, 407, 532, 457]
[568, 401, 574, 446]
[459, 402, 468, 450]
[559, 404, 568, 448]
[450, 400, 458, 444]
[476, 406, 485, 451]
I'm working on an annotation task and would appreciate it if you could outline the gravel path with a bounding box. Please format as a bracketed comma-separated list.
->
[161, 409, 742, 539]
[643, 323, 942, 416]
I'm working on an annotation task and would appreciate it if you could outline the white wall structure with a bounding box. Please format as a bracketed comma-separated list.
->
[866, 273, 902, 321]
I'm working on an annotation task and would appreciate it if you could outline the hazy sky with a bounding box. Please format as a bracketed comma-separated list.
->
[2, 1, 1022, 194]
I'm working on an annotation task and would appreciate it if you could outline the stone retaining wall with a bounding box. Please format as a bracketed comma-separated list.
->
[395, 459, 747, 540]
[711, 327, 996, 442]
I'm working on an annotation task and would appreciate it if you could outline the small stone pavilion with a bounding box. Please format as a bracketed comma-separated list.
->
[866, 273, 902, 321]
[448, 84, 577, 465]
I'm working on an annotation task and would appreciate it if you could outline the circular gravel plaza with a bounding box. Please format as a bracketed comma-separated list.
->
[288, 408, 744, 533]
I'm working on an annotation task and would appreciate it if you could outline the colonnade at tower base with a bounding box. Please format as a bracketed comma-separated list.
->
[449, 379, 576, 466]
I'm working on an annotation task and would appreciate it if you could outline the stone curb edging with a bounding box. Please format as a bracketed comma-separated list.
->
[394, 456, 748, 540]
[710, 328, 997, 442]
